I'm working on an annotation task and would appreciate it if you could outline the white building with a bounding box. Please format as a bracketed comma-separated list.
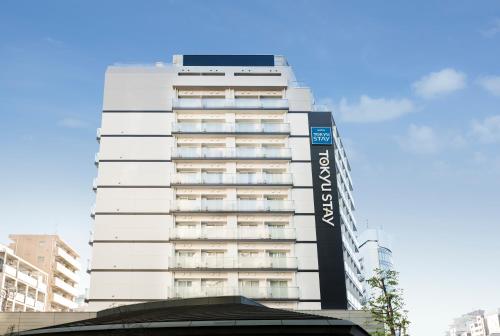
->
[88, 54, 363, 311]
[448, 310, 500, 336]
[358, 228, 393, 300]
[0, 244, 48, 312]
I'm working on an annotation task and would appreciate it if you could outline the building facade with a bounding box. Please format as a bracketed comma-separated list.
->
[9, 235, 80, 311]
[358, 228, 393, 300]
[88, 54, 363, 311]
[448, 309, 500, 336]
[0, 244, 47, 312]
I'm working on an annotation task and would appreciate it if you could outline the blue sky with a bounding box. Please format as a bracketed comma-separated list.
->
[1, 1, 499, 334]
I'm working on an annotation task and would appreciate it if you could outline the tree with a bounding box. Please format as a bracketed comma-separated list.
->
[365, 268, 410, 336]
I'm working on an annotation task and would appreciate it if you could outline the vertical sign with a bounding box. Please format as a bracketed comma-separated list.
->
[308, 112, 348, 309]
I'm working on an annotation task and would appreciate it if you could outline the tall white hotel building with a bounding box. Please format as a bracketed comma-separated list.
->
[88, 55, 363, 311]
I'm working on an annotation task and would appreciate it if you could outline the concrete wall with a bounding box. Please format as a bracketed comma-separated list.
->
[0, 312, 96, 335]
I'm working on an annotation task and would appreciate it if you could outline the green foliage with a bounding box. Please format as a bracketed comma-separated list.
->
[365, 268, 410, 336]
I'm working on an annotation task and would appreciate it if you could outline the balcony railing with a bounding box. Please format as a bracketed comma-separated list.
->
[169, 286, 299, 300]
[54, 261, 79, 283]
[170, 227, 296, 240]
[56, 247, 80, 270]
[171, 147, 292, 159]
[53, 277, 79, 297]
[172, 122, 290, 134]
[52, 293, 77, 309]
[171, 173, 293, 185]
[171, 200, 294, 213]
[173, 98, 288, 109]
[169, 257, 297, 269]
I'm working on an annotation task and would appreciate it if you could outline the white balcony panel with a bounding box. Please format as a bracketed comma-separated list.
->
[52, 293, 77, 309]
[170, 227, 295, 240]
[55, 262, 79, 283]
[56, 247, 80, 270]
[16, 271, 38, 287]
[173, 98, 288, 110]
[169, 286, 299, 300]
[54, 277, 79, 297]
[2, 264, 17, 277]
[35, 301, 45, 311]
[172, 200, 294, 212]
[239, 286, 299, 300]
[172, 147, 291, 159]
[171, 173, 292, 185]
[172, 122, 290, 133]
[99, 137, 173, 160]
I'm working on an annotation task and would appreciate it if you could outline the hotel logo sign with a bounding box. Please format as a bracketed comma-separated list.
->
[311, 127, 333, 145]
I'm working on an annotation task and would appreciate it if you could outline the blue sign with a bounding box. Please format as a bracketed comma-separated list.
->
[311, 127, 333, 145]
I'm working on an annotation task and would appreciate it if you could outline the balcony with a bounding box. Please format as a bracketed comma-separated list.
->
[169, 256, 297, 270]
[52, 293, 77, 309]
[1, 264, 17, 277]
[344, 262, 364, 293]
[17, 270, 38, 287]
[169, 286, 299, 300]
[171, 173, 293, 186]
[25, 296, 35, 307]
[171, 147, 292, 160]
[54, 261, 79, 283]
[53, 277, 79, 297]
[170, 227, 296, 240]
[239, 286, 299, 300]
[171, 200, 295, 213]
[172, 122, 290, 134]
[56, 247, 80, 270]
[35, 301, 45, 311]
[172, 98, 288, 110]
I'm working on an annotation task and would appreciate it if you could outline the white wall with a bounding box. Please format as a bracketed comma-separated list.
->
[95, 188, 172, 213]
[293, 215, 316, 241]
[295, 243, 318, 270]
[88, 271, 170, 300]
[93, 215, 172, 240]
[292, 189, 315, 213]
[290, 138, 311, 161]
[97, 162, 173, 186]
[91, 242, 170, 269]
[287, 87, 312, 111]
[291, 162, 312, 186]
[99, 137, 173, 160]
[101, 113, 173, 135]
[288, 113, 309, 136]
[296, 272, 320, 300]
[103, 69, 174, 111]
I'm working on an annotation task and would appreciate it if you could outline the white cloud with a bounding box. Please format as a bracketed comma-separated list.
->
[412, 68, 466, 99]
[398, 124, 466, 155]
[336, 95, 414, 123]
[481, 18, 500, 37]
[477, 76, 500, 96]
[471, 115, 500, 143]
[57, 118, 88, 129]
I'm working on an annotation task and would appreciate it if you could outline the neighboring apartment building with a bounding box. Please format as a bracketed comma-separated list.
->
[0, 244, 47, 312]
[9, 235, 80, 311]
[358, 228, 393, 300]
[448, 310, 500, 336]
[88, 54, 363, 311]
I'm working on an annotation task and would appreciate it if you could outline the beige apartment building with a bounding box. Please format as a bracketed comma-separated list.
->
[9, 235, 80, 311]
[0, 244, 48, 312]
